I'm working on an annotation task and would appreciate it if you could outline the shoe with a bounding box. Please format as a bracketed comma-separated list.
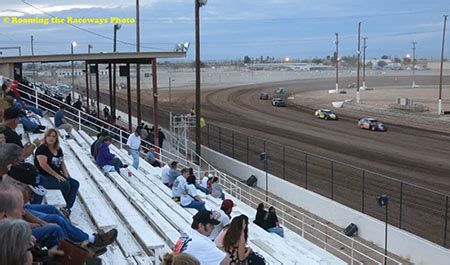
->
[65, 135, 72, 139]
[91, 229, 118, 251]
[59, 207, 71, 218]
[32, 128, 44, 134]
[38, 125, 46, 130]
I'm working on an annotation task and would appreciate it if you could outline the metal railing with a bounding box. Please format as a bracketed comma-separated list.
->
[202, 122, 450, 248]
[11, 77, 401, 264]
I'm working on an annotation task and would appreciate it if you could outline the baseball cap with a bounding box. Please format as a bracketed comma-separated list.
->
[193, 210, 220, 225]
[221, 199, 236, 211]
[4, 107, 20, 120]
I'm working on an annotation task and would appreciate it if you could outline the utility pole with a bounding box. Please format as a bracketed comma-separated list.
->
[356, 22, 361, 103]
[113, 24, 121, 122]
[362, 37, 368, 89]
[335, 32, 339, 92]
[438, 15, 448, 115]
[412, 41, 417, 88]
[88, 44, 93, 111]
[136, 0, 142, 124]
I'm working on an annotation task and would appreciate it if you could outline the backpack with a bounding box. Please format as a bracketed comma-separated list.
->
[246, 175, 257, 187]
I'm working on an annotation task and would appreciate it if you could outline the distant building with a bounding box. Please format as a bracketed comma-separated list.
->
[427, 62, 450, 70]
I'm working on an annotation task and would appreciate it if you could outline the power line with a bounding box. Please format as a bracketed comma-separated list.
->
[20, 0, 167, 51]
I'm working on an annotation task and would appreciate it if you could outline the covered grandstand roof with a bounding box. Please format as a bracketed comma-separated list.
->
[0, 51, 186, 64]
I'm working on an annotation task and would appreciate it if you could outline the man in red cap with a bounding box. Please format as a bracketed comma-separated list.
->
[209, 199, 235, 240]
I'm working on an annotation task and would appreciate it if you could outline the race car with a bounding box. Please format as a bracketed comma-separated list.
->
[274, 87, 287, 94]
[358, 117, 387, 131]
[271, 98, 286, 107]
[315, 109, 338, 120]
[260, 92, 269, 100]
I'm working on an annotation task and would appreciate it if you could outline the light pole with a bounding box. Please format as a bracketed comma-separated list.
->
[334, 32, 339, 92]
[113, 23, 121, 121]
[195, 0, 207, 161]
[362, 37, 368, 89]
[412, 41, 417, 88]
[169, 77, 175, 104]
[136, 0, 142, 124]
[377, 195, 389, 265]
[71, 41, 77, 98]
[356, 22, 361, 103]
[438, 15, 448, 115]
[260, 152, 268, 202]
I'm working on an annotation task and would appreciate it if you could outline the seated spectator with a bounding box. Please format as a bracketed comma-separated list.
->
[91, 131, 109, 158]
[162, 252, 200, 265]
[266, 206, 284, 238]
[253, 203, 268, 229]
[19, 183, 118, 253]
[96, 136, 126, 173]
[34, 128, 79, 217]
[0, 219, 33, 265]
[172, 168, 190, 201]
[209, 177, 225, 200]
[180, 175, 206, 212]
[189, 168, 210, 195]
[162, 161, 179, 188]
[54, 105, 73, 138]
[200, 174, 211, 189]
[210, 199, 235, 241]
[174, 210, 229, 264]
[145, 147, 161, 167]
[214, 215, 252, 263]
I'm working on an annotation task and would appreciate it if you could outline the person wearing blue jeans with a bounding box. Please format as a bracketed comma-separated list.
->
[26, 204, 89, 242]
[267, 226, 284, 238]
[265, 206, 284, 238]
[34, 174, 80, 209]
[126, 127, 142, 169]
[34, 128, 80, 217]
[181, 175, 207, 212]
[32, 224, 66, 248]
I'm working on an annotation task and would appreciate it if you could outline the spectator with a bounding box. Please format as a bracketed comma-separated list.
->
[162, 253, 200, 265]
[172, 168, 190, 202]
[19, 183, 118, 253]
[1, 107, 37, 159]
[158, 128, 166, 149]
[103, 106, 110, 121]
[90, 131, 109, 158]
[54, 105, 73, 138]
[253, 203, 268, 229]
[210, 199, 235, 241]
[266, 206, 284, 238]
[200, 174, 211, 190]
[126, 126, 142, 169]
[73, 97, 82, 110]
[180, 175, 206, 211]
[210, 177, 225, 200]
[214, 215, 252, 263]
[96, 136, 126, 173]
[65, 93, 72, 105]
[189, 168, 210, 195]
[174, 210, 228, 264]
[0, 219, 33, 265]
[145, 147, 161, 167]
[34, 128, 79, 217]
[162, 161, 178, 188]
[0, 182, 63, 252]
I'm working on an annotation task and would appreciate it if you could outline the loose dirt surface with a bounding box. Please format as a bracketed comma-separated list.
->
[108, 73, 450, 247]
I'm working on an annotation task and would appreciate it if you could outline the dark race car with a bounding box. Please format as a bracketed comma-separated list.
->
[358, 117, 387, 131]
[260, 92, 269, 100]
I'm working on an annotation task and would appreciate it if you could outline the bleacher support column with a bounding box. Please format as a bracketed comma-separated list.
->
[95, 64, 100, 118]
[127, 63, 132, 131]
[85, 62, 89, 113]
[152, 58, 159, 147]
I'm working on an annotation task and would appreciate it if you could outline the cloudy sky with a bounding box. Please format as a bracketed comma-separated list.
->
[0, 0, 448, 60]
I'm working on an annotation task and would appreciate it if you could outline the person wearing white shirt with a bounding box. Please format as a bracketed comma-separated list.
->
[174, 210, 229, 265]
[172, 168, 190, 200]
[181, 175, 206, 211]
[126, 127, 142, 169]
[161, 161, 178, 187]
[209, 199, 235, 241]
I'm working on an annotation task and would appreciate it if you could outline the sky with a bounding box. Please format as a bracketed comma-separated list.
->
[0, 0, 448, 60]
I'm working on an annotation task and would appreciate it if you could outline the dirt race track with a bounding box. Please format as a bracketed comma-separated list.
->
[112, 74, 450, 247]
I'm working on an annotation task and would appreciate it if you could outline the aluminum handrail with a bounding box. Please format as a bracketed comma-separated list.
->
[11, 77, 400, 264]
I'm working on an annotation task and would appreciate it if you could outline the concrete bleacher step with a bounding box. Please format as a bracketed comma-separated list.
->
[60, 141, 153, 262]
[75, 128, 342, 264]
[107, 171, 181, 247]
[66, 139, 167, 258]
